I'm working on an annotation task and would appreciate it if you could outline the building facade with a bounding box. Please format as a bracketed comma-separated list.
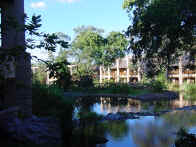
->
[99, 55, 196, 85]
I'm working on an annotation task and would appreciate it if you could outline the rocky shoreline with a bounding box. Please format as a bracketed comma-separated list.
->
[65, 91, 178, 101]
[0, 107, 61, 145]
[2, 103, 196, 145]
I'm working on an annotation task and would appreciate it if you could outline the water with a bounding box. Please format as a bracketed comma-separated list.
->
[75, 94, 196, 147]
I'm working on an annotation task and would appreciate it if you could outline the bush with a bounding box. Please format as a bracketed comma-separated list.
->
[32, 81, 74, 117]
[183, 83, 196, 100]
[78, 75, 94, 88]
[151, 80, 166, 92]
[175, 128, 196, 147]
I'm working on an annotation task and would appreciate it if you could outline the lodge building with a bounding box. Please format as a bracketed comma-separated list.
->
[99, 55, 196, 85]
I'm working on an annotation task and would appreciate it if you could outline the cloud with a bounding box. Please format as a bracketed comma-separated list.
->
[56, 0, 80, 3]
[30, 1, 46, 9]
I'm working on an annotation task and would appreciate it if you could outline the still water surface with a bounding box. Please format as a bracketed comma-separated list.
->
[79, 94, 196, 147]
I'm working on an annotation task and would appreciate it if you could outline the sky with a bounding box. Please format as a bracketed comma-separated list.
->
[25, 0, 131, 60]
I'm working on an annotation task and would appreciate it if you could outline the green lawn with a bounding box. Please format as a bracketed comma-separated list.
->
[70, 85, 154, 96]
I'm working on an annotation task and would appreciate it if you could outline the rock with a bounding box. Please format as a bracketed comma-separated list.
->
[103, 112, 139, 121]
[0, 108, 61, 145]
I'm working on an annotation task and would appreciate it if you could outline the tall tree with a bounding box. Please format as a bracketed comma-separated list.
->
[71, 26, 105, 73]
[92, 31, 128, 66]
[123, 0, 196, 78]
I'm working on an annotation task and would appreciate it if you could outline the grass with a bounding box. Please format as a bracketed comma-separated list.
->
[182, 83, 196, 100]
[70, 83, 155, 96]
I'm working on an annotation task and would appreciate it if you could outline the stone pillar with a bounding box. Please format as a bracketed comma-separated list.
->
[195, 73, 196, 84]
[179, 57, 183, 85]
[108, 67, 111, 81]
[137, 66, 142, 82]
[126, 56, 130, 83]
[1, 0, 32, 117]
[16, 53, 32, 117]
[69, 66, 73, 76]
[116, 59, 120, 83]
[187, 78, 191, 84]
[99, 66, 103, 83]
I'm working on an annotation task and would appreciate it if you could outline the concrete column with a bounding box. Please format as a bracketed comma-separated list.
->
[179, 57, 183, 85]
[108, 67, 111, 81]
[137, 65, 142, 82]
[116, 59, 120, 83]
[172, 78, 176, 84]
[69, 66, 73, 76]
[2, 0, 25, 50]
[195, 73, 196, 84]
[187, 78, 191, 84]
[2, 0, 32, 117]
[99, 66, 103, 83]
[126, 55, 130, 83]
[16, 53, 32, 117]
[46, 71, 50, 85]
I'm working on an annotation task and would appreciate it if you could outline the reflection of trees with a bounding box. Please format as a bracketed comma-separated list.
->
[141, 101, 173, 112]
[130, 121, 174, 147]
[75, 97, 98, 113]
[162, 111, 196, 129]
[104, 120, 129, 140]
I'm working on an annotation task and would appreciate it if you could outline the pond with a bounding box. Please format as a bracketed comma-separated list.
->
[75, 93, 196, 147]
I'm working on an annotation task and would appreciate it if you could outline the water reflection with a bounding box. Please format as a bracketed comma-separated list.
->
[104, 121, 129, 140]
[93, 93, 196, 115]
[130, 118, 175, 147]
[104, 111, 196, 147]
[75, 93, 196, 147]
[163, 110, 196, 129]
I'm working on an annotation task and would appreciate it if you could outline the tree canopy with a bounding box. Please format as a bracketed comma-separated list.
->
[71, 26, 128, 70]
[123, 0, 196, 77]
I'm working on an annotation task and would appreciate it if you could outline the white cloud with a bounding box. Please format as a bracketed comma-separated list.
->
[56, 0, 80, 3]
[30, 1, 46, 9]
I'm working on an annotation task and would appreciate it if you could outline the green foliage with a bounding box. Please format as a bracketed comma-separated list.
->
[47, 60, 72, 90]
[32, 63, 47, 84]
[175, 128, 196, 147]
[92, 31, 128, 66]
[32, 82, 74, 117]
[123, 0, 196, 77]
[109, 83, 132, 94]
[141, 72, 167, 92]
[100, 120, 129, 140]
[78, 111, 103, 122]
[77, 74, 94, 88]
[71, 26, 128, 69]
[183, 83, 196, 100]
[32, 82, 75, 147]
[150, 80, 165, 92]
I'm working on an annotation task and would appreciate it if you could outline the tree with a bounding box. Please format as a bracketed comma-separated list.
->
[71, 26, 105, 75]
[93, 31, 128, 66]
[72, 26, 128, 67]
[123, 0, 196, 78]
[32, 63, 47, 84]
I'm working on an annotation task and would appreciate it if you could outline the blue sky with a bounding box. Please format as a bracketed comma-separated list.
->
[25, 0, 130, 39]
[25, 0, 131, 60]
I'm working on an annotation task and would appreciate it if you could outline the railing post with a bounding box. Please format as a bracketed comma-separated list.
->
[116, 59, 120, 83]
[179, 57, 183, 85]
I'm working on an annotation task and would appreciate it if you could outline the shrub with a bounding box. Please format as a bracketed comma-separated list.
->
[175, 128, 196, 147]
[183, 83, 196, 100]
[78, 75, 94, 88]
[32, 81, 74, 117]
[151, 80, 166, 92]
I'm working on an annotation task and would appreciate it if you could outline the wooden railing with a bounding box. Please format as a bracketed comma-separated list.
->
[169, 70, 179, 75]
[183, 70, 195, 74]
